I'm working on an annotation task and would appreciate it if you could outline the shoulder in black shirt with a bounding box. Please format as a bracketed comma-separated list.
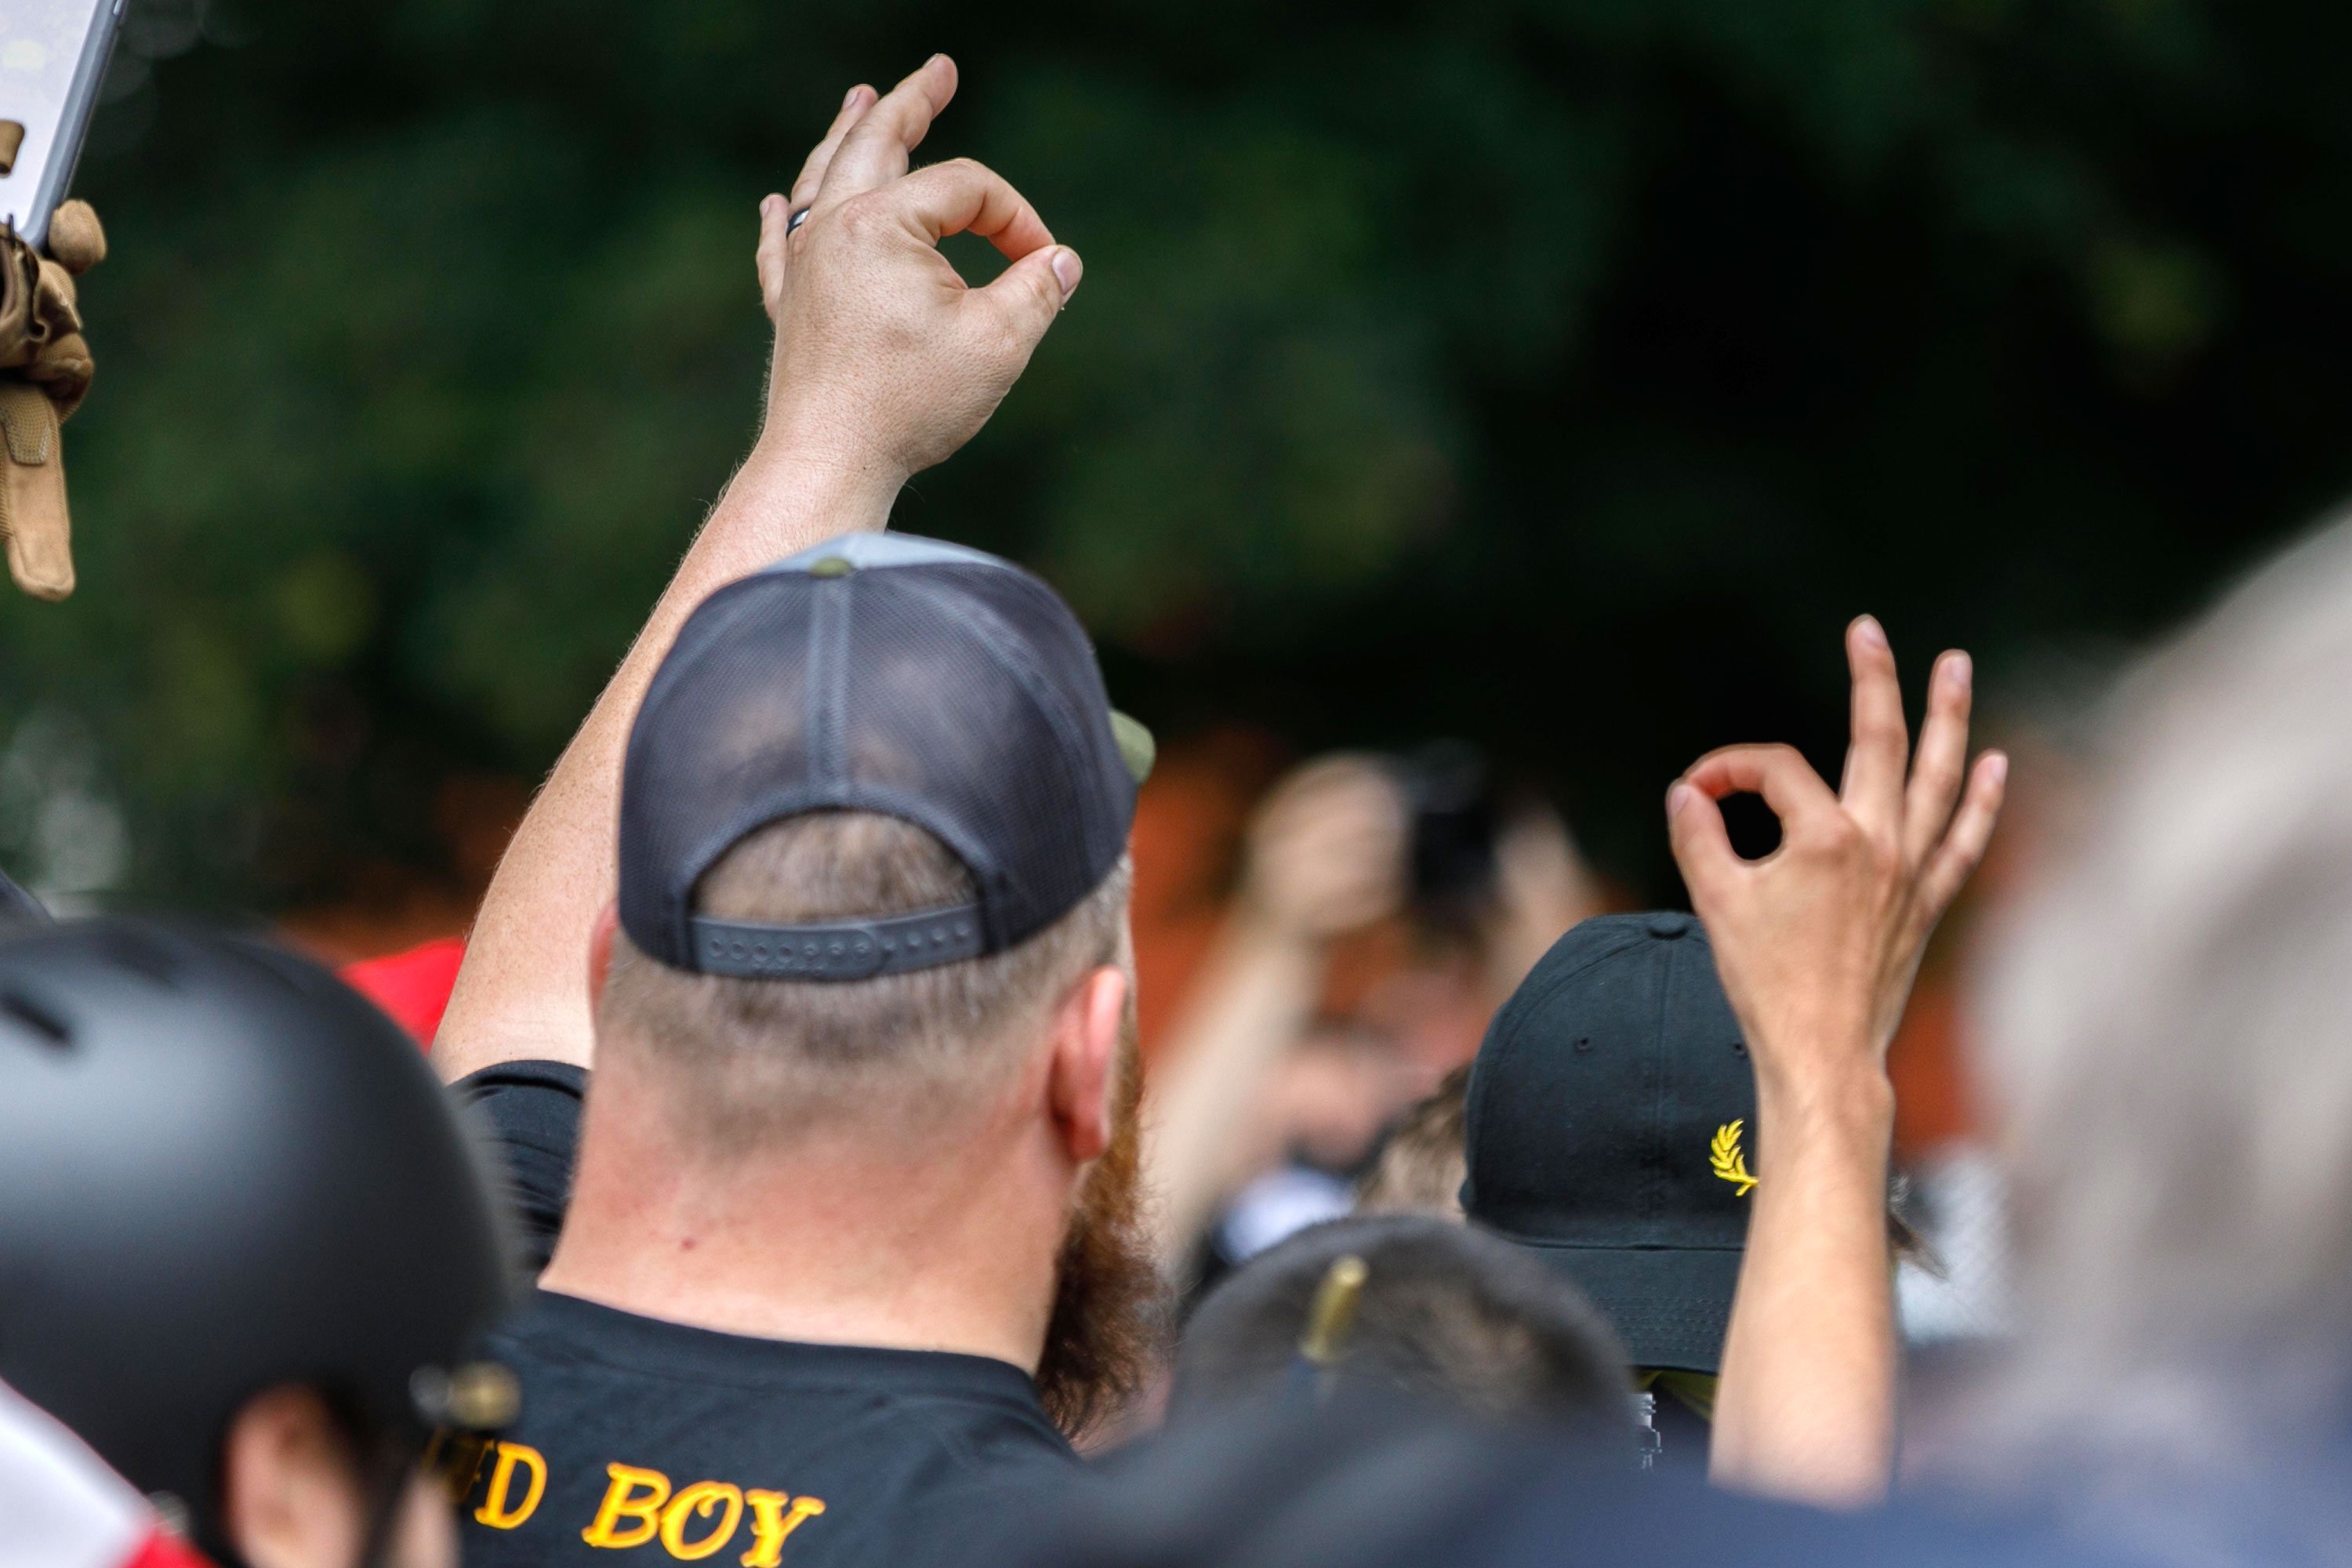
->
[460, 1290, 1074, 1568]
[455, 1058, 587, 1273]
[449, 1064, 1076, 1567]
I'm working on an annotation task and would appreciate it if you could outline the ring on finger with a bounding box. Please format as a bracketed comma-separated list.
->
[786, 206, 811, 234]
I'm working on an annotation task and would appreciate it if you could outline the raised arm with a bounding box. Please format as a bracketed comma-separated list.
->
[1667, 617, 2006, 1507]
[1142, 757, 1407, 1270]
[433, 55, 1084, 1080]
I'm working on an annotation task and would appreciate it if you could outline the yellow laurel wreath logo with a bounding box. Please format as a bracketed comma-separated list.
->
[1710, 1120, 1758, 1197]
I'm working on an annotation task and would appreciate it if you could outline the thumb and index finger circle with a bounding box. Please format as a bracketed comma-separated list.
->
[1668, 743, 1840, 890]
[884, 157, 1080, 341]
[891, 157, 1055, 256]
[1682, 743, 1839, 819]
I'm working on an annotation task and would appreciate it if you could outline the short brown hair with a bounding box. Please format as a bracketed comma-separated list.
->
[1355, 1064, 1471, 1216]
[598, 811, 1131, 1149]
[1172, 1214, 1628, 1430]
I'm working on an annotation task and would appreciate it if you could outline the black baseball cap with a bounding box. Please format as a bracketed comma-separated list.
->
[1461, 913, 1757, 1373]
[619, 532, 1150, 982]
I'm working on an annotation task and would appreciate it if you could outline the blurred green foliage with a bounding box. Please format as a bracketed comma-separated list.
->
[17, 0, 2352, 907]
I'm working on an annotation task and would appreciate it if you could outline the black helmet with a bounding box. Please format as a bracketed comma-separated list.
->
[0, 920, 514, 1556]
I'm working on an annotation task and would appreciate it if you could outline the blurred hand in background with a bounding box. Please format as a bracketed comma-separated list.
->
[1480, 802, 1609, 1003]
[1144, 755, 1409, 1273]
[1235, 756, 1410, 942]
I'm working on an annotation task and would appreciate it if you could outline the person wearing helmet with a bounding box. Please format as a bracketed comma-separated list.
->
[0, 920, 516, 1568]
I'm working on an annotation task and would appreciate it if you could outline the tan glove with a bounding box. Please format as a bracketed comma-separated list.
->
[0, 200, 105, 601]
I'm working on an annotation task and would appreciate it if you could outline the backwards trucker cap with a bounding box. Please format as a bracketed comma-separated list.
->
[1461, 913, 1757, 1373]
[618, 532, 1149, 981]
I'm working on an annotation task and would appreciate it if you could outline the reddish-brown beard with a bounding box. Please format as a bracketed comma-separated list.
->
[1034, 999, 1167, 1439]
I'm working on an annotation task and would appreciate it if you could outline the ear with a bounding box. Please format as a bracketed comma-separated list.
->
[1046, 964, 1127, 1167]
[218, 1386, 367, 1568]
[586, 900, 619, 1013]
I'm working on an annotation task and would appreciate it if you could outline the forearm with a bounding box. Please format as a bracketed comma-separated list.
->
[432, 441, 901, 1080]
[1141, 910, 1326, 1268]
[1708, 1062, 1897, 1508]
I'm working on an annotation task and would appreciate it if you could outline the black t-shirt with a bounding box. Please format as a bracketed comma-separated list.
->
[456, 1058, 588, 1272]
[452, 1065, 1076, 1568]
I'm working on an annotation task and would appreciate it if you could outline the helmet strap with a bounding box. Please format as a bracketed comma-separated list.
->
[350, 1430, 423, 1568]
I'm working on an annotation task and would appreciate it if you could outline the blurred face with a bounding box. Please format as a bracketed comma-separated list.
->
[1277, 1025, 1428, 1171]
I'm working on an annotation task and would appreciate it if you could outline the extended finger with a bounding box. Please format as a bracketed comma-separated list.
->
[888, 157, 1056, 260]
[1682, 742, 1842, 834]
[1839, 615, 1910, 838]
[755, 195, 789, 313]
[817, 54, 958, 205]
[1915, 751, 2009, 920]
[787, 84, 879, 215]
[1902, 650, 1973, 869]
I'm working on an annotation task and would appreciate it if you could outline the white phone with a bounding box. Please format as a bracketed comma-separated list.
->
[0, 0, 123, 252]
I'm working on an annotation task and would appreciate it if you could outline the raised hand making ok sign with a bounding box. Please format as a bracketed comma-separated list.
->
[753, 55, 1083, 482]
[1668, 616, 2008, 1087]
[1667, 617, 2006, 1511]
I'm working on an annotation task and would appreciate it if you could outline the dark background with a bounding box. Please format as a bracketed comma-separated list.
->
[11, 0, 2350, 916]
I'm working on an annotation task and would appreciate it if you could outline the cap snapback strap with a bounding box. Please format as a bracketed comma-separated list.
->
[688, 905, 985, 981]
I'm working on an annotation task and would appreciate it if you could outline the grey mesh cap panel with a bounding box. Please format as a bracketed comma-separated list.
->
[616, 532, 1137, 976]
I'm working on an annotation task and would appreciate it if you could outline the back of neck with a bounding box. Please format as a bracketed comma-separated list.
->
[539, 1063, 1066, 1372]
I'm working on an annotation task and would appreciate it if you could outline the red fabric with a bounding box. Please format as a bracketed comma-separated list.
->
[122, 1530, 214, 1568]
[339, 936, 466, 1049]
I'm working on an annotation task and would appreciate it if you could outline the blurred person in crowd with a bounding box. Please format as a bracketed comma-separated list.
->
[1142, 757, 1410, 1276]
[1167, 622, 2002, 1512]
[0, 921, 514, 1568]
[1890, 512, 2352, 1563]
[1144, 753, 1605, 1283]
[1353, 1062, 1472, 1214]
[1185, 1018, 1429, 1283]
[429, 56, 1156, 1568]
[962, 1391, 2105, 1568]
[1169, 1214, 1632, 1434]
[985, 660, 2042, 1568]
[1158, 622, 1991, 1521]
